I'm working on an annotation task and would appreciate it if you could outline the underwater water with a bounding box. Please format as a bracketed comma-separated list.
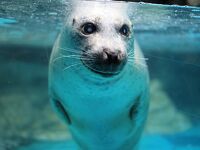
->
[0, 0, 200, 150]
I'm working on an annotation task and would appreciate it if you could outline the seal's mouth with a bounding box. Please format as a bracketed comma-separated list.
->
[81, 51, 127, 77]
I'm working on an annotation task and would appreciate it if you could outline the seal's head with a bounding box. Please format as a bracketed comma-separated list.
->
[68, 1, 132, 76]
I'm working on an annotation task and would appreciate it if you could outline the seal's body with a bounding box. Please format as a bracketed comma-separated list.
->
[49, 1, 149, 150]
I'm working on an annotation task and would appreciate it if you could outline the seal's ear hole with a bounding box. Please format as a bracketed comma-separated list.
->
[129, 95, 141, 120]
[72, 18, 76, 26]
[53, 99, 71, 125]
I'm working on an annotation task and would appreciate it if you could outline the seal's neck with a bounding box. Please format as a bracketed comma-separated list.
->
[73, 60, 129, 86]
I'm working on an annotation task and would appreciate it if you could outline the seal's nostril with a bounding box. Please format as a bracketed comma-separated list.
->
[117, 53, 125, 61]
[102, 51, 108, 60]
[107, 53, 118, 63]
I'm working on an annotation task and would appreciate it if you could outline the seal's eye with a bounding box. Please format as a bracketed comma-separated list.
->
[119, 24, 130, 37]
[81, 22, 97, 35]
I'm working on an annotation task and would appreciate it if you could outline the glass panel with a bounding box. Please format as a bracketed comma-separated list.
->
[0, 1, 200, 150]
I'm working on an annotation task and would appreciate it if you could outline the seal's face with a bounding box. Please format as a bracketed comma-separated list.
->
[69, 4, 132, 76]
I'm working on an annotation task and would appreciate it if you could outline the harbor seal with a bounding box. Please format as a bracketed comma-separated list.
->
[49, 1, 149, 150]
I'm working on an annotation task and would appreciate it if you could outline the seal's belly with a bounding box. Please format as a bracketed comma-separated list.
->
[49, 61, 149, 150]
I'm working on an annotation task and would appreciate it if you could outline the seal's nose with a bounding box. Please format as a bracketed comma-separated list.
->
[102, 48, 125, 64]
[82, 48, 127, 75]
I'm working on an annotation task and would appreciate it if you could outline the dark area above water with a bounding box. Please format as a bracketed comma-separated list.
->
[116, 0, 200, 6]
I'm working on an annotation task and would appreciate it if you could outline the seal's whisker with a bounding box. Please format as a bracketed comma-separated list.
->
[59, 47, 84, 54]
[127, 50, 134, 54]
[60, 54, 95, 60]
[84, 61, 118, 74]
[128, 51, 134, 56]
[138, 63, 147, 68]
[60, 55, 86, 58]
[135, 64, 147, 69]
[59, 47, 99, 59]
[128, 54, 148, 58]
[61, 49, 81, 55]
[59, 47, 92, 56]
[128, 55, 134, 58]
[65, 55, 95, 60]
[128, 57, 149, 61]
[53, 55, 80, 62]
[128, 52, 134, 56]
[63, 63, 82, 71]
[127, 60, 135, 63]
[53, 55, 95, 63]
[127, 61, 147, 66]
[59, 47, 81, 54]
[81, 58, 96, 60]
[128, 61, 147, 68]
[61, 54, 81, 57]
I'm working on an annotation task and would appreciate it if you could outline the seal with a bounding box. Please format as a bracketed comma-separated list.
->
[49, 1, 149, 150]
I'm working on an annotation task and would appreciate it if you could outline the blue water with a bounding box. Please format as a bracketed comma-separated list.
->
[0, 1, 200, 150]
